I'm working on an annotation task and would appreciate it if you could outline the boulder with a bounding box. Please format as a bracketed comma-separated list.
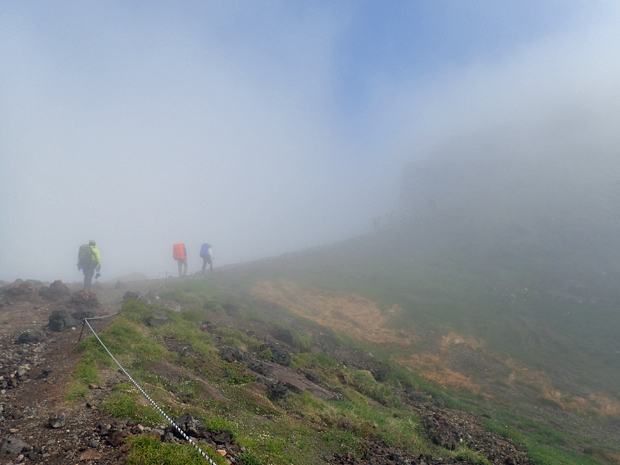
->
[261, 344, 291, 366]
[67, 289, 101, 310]
[49, 413, 66, 428]
[5, 281, 39, 302]
[219, 347, 244, 363]
[273, 327, 294, 344]
[39, 280, 71, 301]
[123, 291, 141, 301]
[174, 413, 208, 439]
[211, 429, 233, 445]
[15, 330, 46, 344]
[72, 310, 96, 320]
[48, 310, 78, 332]
[145, 311, 170, 328]
[107, 431, 129, 447]
[0, 436, 32, 460]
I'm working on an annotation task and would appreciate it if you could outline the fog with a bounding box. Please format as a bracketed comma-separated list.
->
[2, 2, 620, 283]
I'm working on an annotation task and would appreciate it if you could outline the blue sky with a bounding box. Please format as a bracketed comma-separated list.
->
[1, 1, 619, 282]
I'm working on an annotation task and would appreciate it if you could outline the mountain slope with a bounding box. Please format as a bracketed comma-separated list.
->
[3, 145, 620, 463]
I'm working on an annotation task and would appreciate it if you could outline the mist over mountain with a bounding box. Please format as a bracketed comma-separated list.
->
[398, 122, 620, 297]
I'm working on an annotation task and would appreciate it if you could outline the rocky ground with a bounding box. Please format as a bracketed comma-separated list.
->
[1, 276, 533, 464]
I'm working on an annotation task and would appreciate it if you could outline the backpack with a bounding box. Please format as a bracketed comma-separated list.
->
[200, 243, 211, 258]
[173, 243, 186, 260]
[78, 244, 96, 268]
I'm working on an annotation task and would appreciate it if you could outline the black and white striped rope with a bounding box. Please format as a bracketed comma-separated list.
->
[83, 318, 218, 465]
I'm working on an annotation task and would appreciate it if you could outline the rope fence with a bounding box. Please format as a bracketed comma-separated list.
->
[81, 316, 219, 465]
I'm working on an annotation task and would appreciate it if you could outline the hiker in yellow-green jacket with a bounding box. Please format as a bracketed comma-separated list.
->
[77, 240, 101, 289]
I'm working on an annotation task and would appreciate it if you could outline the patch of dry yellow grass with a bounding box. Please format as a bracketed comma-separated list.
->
[504, 360, 620, 417]
[252, 280, 620, 418]
[252, 280, 414, 348]
[393, 352, 487, 395]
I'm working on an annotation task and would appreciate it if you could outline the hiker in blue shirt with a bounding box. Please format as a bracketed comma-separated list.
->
[200, 243, 213, 272]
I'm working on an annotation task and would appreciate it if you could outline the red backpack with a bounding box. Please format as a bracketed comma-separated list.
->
[173, 243, 186, 260]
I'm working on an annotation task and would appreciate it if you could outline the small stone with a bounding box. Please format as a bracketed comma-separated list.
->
[49, 413, 66, 428]
[107, 431, 129, 447]
[80, 450, 103, 460]
[149, 428, 164, 439]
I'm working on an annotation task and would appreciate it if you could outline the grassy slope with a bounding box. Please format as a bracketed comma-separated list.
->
[69, 152, 620, 464]
[214, 152, 620, 463]
[70, 229, 620, 465]
[71, 298, 449, 465]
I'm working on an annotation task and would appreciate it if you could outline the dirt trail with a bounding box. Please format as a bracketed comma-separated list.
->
[0, 280, 133, 464]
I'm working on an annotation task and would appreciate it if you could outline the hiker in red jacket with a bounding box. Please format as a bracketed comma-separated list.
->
[173, 243, 188, 277]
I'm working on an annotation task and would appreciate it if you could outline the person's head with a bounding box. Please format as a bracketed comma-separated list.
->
[89, 240, 96, 247]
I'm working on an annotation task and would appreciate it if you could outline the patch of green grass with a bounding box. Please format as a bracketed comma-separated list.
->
[126, 436, 227, 465]
[100, 388, 163, 426]
[451, 444, 493, 465]
[73, 351, 100, 384]
[66, 344, 105, 401]
[333, 399, 426, 451]
[291, 330, 313, 351]
[238, 452, 262, 465]
[481, 411, 611, 465]
[93, 304, 171, 364]
[161, 280, 232, 313]
[106, 320, 170, 362]
[526, 441, 606, 465]
[481, 418, 524, 443]
[344, 369, 401, 408]
[221, 361, 256, 385]
[120, 299, 159, 324]
[203, 300, 226, 315]
[180, 309, 207, 323]
[65, 381, 90, 401]
[291, 352, 341, 387]
[319, 427, 368, 456]
[260, 347, 272, 361]
[204, 416, 235, 432]
[293, 351, 339, 369]
[212, 327, 262, 351]
[154, 316, 218, 359]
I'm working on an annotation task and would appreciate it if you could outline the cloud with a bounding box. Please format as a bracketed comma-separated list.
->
[2, 2, 619, 282]
[385, 2, 620, 157]
[0, 2, 394, 282]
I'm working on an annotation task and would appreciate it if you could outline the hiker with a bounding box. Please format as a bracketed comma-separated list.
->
[173, 243, 188, 277]
[200, 243, 213, 272]
[77, 240, 101, 289]
[372, 214, 381, 231]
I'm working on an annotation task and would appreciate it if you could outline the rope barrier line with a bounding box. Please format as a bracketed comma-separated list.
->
[84, 312, 120, 320]
[77, 312, 119, 344]
[82, 318, 219, 465]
